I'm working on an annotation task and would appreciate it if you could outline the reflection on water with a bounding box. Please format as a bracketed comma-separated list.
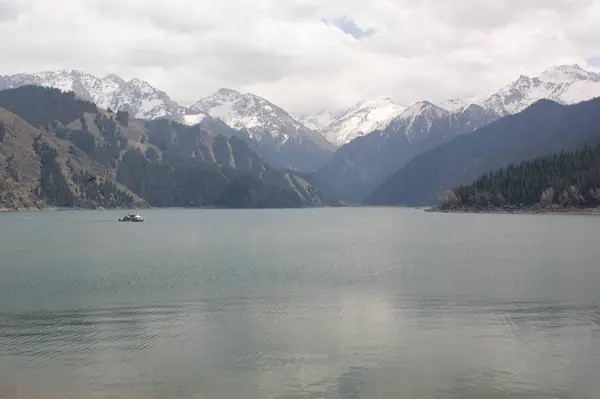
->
[0, 208, 600, 398]
[2, 298, 599, 398]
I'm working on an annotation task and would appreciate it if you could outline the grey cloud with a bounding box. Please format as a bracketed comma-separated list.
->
[0, 0, 28, 22]
[204, 47, 299, 85]
[147, 15, 212, 34]
[0, 0, 598, 114]
[282, 3, 321, 20]
[124, 48, 199, 69]
[89, 0, 212, 34]
[425, 0, 593, 30]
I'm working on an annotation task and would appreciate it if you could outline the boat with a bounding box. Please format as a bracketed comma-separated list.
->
[118, 213, 144, 222]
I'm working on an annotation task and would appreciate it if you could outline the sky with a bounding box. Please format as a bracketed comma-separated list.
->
[0, 0, 599, 114]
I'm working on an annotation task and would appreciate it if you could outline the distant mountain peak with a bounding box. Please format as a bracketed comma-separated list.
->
[473, 64, 600, 116]
[191, 88, 305, 141]
[543, 64, 586, 74]
[539, 64, 600, 83]
[215, 88, 241, 95]
[401, 100, 443, 116]
[295, 109, 341, 133]
[103, 73, 126, 85]
[317, 97, 407, 145]
[188, 87, 334, 171]
[0, 70, 185, 120]
[438, 98, 467, 113]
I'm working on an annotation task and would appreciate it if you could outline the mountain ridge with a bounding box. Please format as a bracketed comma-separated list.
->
[0, 72, 335, 173]
[311, 64, 600, 203]
[3, 64, 600, 179]
[185, 87, 335, 172]
[300, 64, 600, 146]
[364, 97, 600, 207]
[0, 86, 342, 210]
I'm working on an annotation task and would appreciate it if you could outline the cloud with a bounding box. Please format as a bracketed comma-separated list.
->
[0, 0, 599, 113]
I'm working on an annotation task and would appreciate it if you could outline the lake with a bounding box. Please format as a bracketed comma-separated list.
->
[1, 208, 599, 398]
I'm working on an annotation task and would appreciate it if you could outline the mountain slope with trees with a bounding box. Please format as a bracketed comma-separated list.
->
[0, 86, 342, 210]
[0, 105, 146, 210]
[436, 141, 600, 211]
[365, 97, 600, 206]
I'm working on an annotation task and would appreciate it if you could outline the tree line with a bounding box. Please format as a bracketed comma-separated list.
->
[441, 142, 600, 209]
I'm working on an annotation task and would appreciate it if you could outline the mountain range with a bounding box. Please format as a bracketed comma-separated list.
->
[365, 96, 600, 206]
[0, 72, 334, 173]
[0, 86, 340, 210]
[2, 64, 600, 209]
[312, 64, 600, 203]
[2, 65, 598, 148]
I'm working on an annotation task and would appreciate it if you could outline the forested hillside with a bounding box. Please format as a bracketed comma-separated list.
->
[437, 142, 600, 211]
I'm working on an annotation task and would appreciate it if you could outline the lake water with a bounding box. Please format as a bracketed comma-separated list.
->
[1, 208, 600, 399]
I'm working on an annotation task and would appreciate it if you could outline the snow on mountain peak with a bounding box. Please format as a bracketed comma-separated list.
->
[437, 98, 467, 113]
[383, 101, 451, 143]
[473, 64, 600, 116]
[181, 113, 208, 126]
[215, 88, 240, 95]
[400, 101, 440, 117]
[190, 88, 322, 145]
[539, 64, 600, 84]
[0, 70, 185, 120]
[296, 109, 341, 132]
[104, 73, 126, 85]
[4, 63, 600, 151]
[321, 97, 407, 146]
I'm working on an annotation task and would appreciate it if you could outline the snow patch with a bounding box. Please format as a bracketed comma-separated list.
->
[181, 113, 208, 126]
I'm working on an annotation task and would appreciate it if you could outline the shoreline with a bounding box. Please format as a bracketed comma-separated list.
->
[0, 204, 344, 213]
[425, 206, 600, 215]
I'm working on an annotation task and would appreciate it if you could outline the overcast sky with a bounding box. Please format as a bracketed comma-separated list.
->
[0, 0, 599, 113]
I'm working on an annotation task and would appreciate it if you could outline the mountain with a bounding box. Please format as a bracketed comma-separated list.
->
[313, 101, 499, 203]
[0, 90, 147, 210]
[0, 86, 342, 210]
[436, 99, 468, 113]
[187, 88, 335, 172]
[0, 70, 336, 173]
[312, 63, 600, 204]
[0, 70, 186, 120]
[471, 64, 600, 116]
[296, 109, 340, 132]
[299, 97, 467, 147]
[365, 97, 600, 207]
[436, 140, 600, 212]
[321, 98, 407, 146]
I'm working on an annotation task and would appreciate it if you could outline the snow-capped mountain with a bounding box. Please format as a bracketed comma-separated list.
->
[321, 98, 407, 146]
[472, 64, 600, 116]
[386, 101, 450, 142]
[189, 88, 332, 149]
[314, 100, 501, 203]
[0, 70, 185, 120]
[188, 88, 335, 172]
[296, 109, 342, 133]
[314, 63, 600, 204]
[437, 98, 467, 113]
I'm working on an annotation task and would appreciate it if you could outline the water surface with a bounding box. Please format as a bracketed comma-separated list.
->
[1, 208, 599, 398]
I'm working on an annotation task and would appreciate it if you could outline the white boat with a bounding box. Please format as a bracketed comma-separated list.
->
[118, 213, 144, 222]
